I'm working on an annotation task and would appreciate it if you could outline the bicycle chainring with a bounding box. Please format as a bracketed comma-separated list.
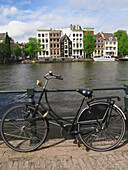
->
[60, 124, 74, 140]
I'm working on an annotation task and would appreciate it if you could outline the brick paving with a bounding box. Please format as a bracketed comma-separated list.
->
[0, 139, 128, 169]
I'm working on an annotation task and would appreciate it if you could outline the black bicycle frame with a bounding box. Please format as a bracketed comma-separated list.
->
[34, 87, 86, 133]
[33, 78, 120, 134]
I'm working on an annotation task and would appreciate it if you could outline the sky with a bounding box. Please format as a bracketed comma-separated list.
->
[0, 0, 128, 43]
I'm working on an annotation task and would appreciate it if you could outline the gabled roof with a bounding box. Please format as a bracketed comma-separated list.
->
[60, 34, 71, 42]
[103, 33, 117, 41]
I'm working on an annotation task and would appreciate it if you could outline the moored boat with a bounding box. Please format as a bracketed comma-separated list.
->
[93, 56, 115, 61]
[119, 56, 128, 61]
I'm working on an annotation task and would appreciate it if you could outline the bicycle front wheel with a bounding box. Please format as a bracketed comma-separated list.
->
[77, 102, 126, 152]
[1, 104, 49, 152]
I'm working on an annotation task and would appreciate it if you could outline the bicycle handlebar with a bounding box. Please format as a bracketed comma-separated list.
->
[44, 71, 63, 80]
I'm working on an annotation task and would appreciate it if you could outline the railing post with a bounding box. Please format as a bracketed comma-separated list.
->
[124, 84, 128, 134]
[124, 84, 128, 113]
[27, 88, 39, 145]
[27, 88, 35, 105]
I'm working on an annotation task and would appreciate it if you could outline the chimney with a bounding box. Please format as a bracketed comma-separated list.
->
[70, 24, 72, 30]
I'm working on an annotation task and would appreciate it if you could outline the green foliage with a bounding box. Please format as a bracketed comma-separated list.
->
[114, 30, 128, 56]
[1, 40, 11, 61]
[83, 31, 96, 58]
[13, 43, 21, 58]
[24, 37, 42, 59]
[114, 30, 127, 41]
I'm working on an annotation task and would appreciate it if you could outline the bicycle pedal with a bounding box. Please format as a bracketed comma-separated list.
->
[73, 139, 81, 147]
[77, 139, 81, 147]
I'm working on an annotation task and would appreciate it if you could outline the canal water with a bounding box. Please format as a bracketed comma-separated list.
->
[0, 61, 128, 118]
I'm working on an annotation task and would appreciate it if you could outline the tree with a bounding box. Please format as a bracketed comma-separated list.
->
[83, 31, 96, 58]
[114, 30, 127, 41]
[1, 40, 11, 62]
[24, 37, 42, 59]
[13, 43, 21, 59]
[118, 34, 128, 56]
[114, 30, 128, 56]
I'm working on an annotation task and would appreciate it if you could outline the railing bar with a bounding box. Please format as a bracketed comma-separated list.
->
[0, 86, 126, 94]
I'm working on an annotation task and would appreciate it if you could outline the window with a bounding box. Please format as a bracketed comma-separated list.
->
[42, 34, 44, 37]
[46, 39, 48, 43]
[50, 44, 52, 48]
[73, 34, 75, 37]
[54, 50, 56, 55]
[54, 44, 56, 48]
[80, 34, 82, 37]
[38, 39, 41, 42]
[46, 51, 49, 55]
[57, 39, 59, 42]
[54, 34, 56, 37]
[73, 44, 75, 48]
[57, 50, 59, 55]
[57, 44, 59, 48]
[106, 47, 108, 50]
[50, 34, 52, 36]
[73, 38, 75, 42]
[98, 35, 100, 39]
[50, 39, 52, 42]
[76, 34, 78, 37]
[101, 44, 103, 48]
[45, 33, 48, 37]
[54, 39, 56, 41]
[38, 34, 41, 37]
[109, 37, 113, 41]
[98, 44, 100, 48]
[106, 42, 108, 45]
[46, 44, 48, 49]
[98, 40, 100, 43]
[114, 42, 116, 45]
[65, 45, 67, 49]
[42, 39, 44, 43]
[101, 40, 103, 43]
[65, 50, 68, 53]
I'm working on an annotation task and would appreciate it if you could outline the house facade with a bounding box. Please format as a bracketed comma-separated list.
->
[37, 25, 118, 59]
[93, 32, 118, 57]
[60, 34, 72, 57]
[37, 24, 94, 59]
[0, 32, 15, 60]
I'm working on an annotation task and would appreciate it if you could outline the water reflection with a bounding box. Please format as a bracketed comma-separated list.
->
[0, 61, 128, 116]
[0, 61, 128, 90]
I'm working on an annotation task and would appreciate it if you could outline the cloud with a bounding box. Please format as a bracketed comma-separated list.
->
[0, 1, 128, 43]
[0, 20, 43, 42]
[69, 0, 128, 10]
[3, 6, 18, 16]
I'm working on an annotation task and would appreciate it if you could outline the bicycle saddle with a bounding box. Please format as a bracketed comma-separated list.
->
[76, 89, 93, 98]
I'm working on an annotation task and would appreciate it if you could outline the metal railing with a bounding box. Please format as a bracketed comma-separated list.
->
[0, 84, 128, 116]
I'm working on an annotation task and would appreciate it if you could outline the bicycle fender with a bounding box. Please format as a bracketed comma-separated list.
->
[114, 104, 127, 120]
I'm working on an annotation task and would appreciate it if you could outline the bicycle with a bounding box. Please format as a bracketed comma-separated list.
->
[1, 71, 126, 152]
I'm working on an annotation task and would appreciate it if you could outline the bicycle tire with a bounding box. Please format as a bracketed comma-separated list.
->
[77, 101, 126, 152]
[1, 104, 49, 152]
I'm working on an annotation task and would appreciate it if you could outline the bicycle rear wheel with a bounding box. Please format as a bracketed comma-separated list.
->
[1, 104, 49, 152]
[77, 101, 126, 151]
